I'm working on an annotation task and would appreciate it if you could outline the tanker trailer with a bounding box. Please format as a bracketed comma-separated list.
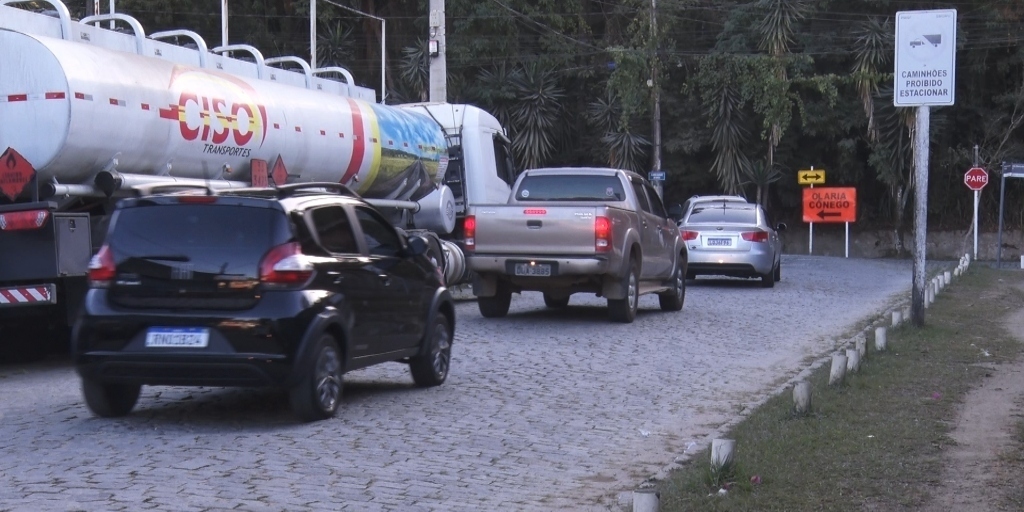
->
[0, 0, 515, 361]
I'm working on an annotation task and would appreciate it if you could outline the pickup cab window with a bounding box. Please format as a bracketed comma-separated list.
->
[631, 182, 651, 212]
[643, 183, 668, 218]
[515, 175, 626, 201]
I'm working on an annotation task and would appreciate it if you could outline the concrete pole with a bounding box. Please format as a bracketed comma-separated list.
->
[912, 106, 930, 327]
[310, 0, 316, 67]
[650, 0, 663, 199]
[221, 0, 228, 48]
[428, 0, 447, 103]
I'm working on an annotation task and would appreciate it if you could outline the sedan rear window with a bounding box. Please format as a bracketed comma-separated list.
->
[107, 204, 290, 279]
[686, 205, 757, 224]
[515, 175, 626, 201]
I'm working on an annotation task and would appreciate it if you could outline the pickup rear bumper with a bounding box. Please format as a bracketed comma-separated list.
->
[467, 254, 611, 276]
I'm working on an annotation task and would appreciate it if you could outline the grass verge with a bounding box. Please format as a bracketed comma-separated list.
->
[655, 266, 1024, 511]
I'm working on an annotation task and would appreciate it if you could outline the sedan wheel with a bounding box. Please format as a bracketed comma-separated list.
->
[290, 334, 343, 422]
[774, 261, 781, 282]
[409, 314, 452, 387]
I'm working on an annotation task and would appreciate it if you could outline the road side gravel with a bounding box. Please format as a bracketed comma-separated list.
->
[0, 255, 925, 511]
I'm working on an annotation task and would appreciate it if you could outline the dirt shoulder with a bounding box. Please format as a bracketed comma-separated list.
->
[920, 279, 1024, 512]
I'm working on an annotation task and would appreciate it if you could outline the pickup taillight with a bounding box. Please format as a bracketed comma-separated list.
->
[595, 216, 611, 253]
[463, 215, 476, 251]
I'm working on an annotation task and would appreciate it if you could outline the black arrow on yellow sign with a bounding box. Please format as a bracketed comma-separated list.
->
[798, 169, 826, 185]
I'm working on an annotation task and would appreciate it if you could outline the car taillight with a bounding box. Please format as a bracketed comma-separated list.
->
[0, 209, 49, 231]
[742, 230, 769, 243]
[259, 242, 314, 286]
[681, 230, 699, 241]
[463, 215, 476, 251]
[595, 216, 611, 252]
[88, 245, 116, 287]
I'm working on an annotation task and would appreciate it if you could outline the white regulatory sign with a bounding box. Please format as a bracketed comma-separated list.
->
[894, 9, 957, 107]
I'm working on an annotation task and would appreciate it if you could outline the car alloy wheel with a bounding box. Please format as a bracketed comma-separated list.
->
[410, 315, 452, 387]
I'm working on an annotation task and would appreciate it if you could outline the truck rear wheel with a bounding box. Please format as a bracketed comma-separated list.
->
[478, 283, 512, 318]
[608, 259, 639, 323]
[658, 262, 685, 312]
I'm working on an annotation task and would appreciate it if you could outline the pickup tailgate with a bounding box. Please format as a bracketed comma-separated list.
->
[473, 205, 600, 256]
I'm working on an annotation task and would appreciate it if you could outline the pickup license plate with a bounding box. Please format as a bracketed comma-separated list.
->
[706, 237, 732, 247]
[514, 263, 552, 276]
[145, 327, 209, 348]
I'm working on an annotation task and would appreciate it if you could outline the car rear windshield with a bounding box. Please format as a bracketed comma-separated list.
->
[514, 175, 626, 201]
[106, 203, 290, 279]
[686, 204, 757, 224]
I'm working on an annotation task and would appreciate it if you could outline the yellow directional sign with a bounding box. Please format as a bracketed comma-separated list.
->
[798, 169, 826, 185]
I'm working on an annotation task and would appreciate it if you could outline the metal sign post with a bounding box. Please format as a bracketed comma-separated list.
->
[964, 166, 988, 259]
[895, 8, 956, 327]
[996, 162, 1024, 268]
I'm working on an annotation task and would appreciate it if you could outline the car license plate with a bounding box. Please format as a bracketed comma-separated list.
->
[514, 263, 552, 276]
[145, 327, 209, 348]
[706, 237, 732, 247]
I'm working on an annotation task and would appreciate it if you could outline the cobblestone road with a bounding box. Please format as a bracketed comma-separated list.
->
[0, 255, 925, 511]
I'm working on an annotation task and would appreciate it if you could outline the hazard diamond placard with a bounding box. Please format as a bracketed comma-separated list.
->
[803, 187, 857, 223]
[0, 147, 37, 201]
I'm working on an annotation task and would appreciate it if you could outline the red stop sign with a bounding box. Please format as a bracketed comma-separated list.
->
[965, 167, 988, 191]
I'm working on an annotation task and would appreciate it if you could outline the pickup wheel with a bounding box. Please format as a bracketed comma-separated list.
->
[81, 378, 140, 418]
[478, 283, 512, 318]
[658, 262, 686, 311]
[543, 293, 570, 308]
[290, 334, 343, 422]
[608, 258, 639, 323]
[409, 313, 452, 387]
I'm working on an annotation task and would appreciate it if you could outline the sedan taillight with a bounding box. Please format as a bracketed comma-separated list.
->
[681, 230, 699, 241]
[741, 230, 769, 243]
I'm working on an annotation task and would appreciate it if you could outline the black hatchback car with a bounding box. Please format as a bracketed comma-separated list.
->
[72, 183, 455, 422]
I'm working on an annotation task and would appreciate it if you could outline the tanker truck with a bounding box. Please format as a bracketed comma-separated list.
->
[0, 0, 517, 361]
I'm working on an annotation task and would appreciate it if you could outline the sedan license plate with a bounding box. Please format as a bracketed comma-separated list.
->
[706, 237, 732, 247]
[145, 327, 210, 348]
[514, 263, 552, 277]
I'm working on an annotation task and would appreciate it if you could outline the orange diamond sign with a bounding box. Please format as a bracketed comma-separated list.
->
[0, 147, 37, 201]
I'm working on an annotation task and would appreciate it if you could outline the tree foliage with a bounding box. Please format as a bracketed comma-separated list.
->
[58, 0, 1024, 230]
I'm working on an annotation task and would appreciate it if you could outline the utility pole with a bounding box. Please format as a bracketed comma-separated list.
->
[650, 0, 663, 198]
[428, 0, 447, 103]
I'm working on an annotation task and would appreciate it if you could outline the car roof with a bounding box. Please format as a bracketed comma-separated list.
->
[685, 195, 748, 205]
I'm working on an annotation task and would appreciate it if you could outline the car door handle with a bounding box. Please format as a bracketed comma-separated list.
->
[378, 274, 391, 286]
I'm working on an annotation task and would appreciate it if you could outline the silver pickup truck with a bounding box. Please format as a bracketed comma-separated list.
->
[464, 167, 687, 323]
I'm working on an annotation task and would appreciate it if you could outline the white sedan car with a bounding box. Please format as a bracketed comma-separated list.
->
[678, 200, 786, 288]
